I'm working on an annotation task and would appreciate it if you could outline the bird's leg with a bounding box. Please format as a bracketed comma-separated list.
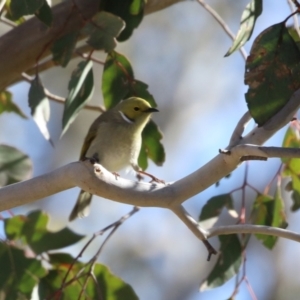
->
[112, 172, 120, 180]
[137, 170, 165, 184]
[136, 173, 144, 181]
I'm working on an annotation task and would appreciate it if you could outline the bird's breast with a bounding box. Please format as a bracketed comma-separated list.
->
[85, 123, 142, 172]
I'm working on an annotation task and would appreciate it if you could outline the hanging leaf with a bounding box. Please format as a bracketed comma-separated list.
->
[61, 60, 94, 136]
[138, 120, 165, 170]
[281, 127, 300, 211]
[245, 22, 300, 126]
[127, 80, 157, 108]
[225, 0, 262, 56]
[251, 192, 288, 249]
[200, 235, 242, 291]
[100, 0, 144, 41]
[0, 91, 27, 118]
[82, 11, 125, 52]
[102, 51, 134, 109]
[28, 75, 52, 144]
[199, 194, 238, 226]
[0, 145, 32, 187]
[51, 32, 79, 67]
[35, 0, 53, 27]
[9, 0, 45, 20]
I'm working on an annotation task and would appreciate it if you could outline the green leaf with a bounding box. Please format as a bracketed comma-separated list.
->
[126, 80, 157, 108]
[0, 243, 46, 299]
[199, 194, 237, 225]
[100, 0, 144, 41]
[291, 187, 300, 211]
[102, 51, 134, 109]
[245, 22, 300, 126]
[0, 90, 27, 118]
[82, 11, 125, 52]
[225, 0, 262, 56]
[62, 60, 94, 136]
[51, 32, 79, 67]
[0, 145, 32, 187]
[102, 52, 157, 108]
[200, 235, 242, 290]
[251, 193, 287, 249]
[5, 211, 85, 254]
[280, 127, 300, 211]
[48, 252, 75, 265]
[9, 0, 45, 19]
[38, 262, 138, 300]
[138, 120, 165, 170]
[28, 75, 52, 143]
[130, 0, 144, 15]
[35, 0, 53, 27]
[93, 264, 139, 300]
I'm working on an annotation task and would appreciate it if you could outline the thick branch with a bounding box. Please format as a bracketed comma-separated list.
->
[0, 0, 184, 91]
[1, 91, 300, 249]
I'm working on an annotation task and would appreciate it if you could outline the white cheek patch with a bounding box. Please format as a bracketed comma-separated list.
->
[119, 111, 134, 124]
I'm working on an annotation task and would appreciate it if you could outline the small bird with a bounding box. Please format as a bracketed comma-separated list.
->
[69, 97, 159, 221]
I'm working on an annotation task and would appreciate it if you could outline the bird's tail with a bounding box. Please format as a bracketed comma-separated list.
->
[69, 190, 93, 221]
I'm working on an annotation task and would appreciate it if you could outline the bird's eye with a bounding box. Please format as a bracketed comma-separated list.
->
[134, 107, 140, 111]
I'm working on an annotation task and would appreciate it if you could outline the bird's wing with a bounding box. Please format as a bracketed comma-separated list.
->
[79, 124, 98, 160]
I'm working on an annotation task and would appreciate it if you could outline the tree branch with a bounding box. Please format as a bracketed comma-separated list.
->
[1, 89, 300, 251]
[0, 0, 185, 91]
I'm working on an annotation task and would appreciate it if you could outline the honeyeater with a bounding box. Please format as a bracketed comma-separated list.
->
[69, 97, 158, 221]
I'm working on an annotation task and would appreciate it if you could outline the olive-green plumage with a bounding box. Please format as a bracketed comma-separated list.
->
[69, 97, 158, 221]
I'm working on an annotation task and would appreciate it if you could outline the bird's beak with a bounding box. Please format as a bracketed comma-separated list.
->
[145, 107, 159, 113]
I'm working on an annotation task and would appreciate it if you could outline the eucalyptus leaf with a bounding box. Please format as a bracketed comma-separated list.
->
[245, 22, 300, 125]
[62, 60, 94, 136]
[28, 75, 52, 143]
[0, 145, 32, 187]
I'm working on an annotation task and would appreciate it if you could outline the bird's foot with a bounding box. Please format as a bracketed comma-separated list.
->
[112, 172, 120, 180]
[138, 170, 165, 184]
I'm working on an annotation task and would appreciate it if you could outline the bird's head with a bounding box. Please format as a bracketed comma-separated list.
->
[116, 97, 158, 125]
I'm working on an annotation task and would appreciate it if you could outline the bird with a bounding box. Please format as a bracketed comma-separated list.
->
[69, 97, 159, 221]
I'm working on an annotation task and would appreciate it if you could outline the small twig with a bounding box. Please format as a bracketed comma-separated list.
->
[90, 206, 140, 263]
[240, 155, 267, 162]
[196, 0, 247, 61]
[45, 88, 105, 112]
[291, 0, 300, 8]
[76, 50, 105, 65]
[208, 225, 300, 242]
[21, 72, 105, 113]
[59, 206, 139, 297]
[229, 111, 252, 147]
[170, 205, 217, 260]
[236, 145, 300, 159]
[287, 0, 300, 37]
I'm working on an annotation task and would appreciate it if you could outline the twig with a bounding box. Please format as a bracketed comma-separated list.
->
[229, 111, 252, 147]
[21, 72, 105, 113]
[287, 0, 300, 37]
[170, 205, 217, 260]
[207, 225, 300, 242]
[59, 206, 139, 298]
[90, 206, 140, 263]
[196, 0, 248, 61]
